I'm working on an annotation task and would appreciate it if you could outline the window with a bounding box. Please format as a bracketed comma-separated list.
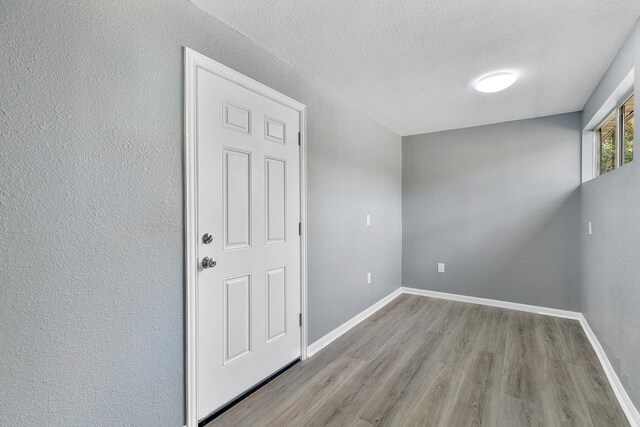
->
[596, 92, 634, 176]
[598, 111, 616, 174]
[622, 94, 634, 164]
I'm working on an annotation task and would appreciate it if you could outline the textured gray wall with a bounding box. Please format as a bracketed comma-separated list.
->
[580, 19, 640, 409]
[403, 113, 582, 311]
[0, 0, 402, 425]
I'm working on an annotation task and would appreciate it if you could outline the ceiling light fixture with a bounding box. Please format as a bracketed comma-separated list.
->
[475, 71, 517, 93]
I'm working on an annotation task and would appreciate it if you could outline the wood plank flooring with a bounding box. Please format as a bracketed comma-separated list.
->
[205, 294, 629, 427]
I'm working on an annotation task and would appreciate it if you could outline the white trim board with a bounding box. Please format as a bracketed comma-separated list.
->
[306, 288, 403, 358]
[400, 287, 582, 320]
[401, 287, 638, 426]
[578, 315, 640, 426]
[306, 286, 639, 427]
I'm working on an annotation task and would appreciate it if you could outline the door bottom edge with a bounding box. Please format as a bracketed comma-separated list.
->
[198, 357, 301, 426]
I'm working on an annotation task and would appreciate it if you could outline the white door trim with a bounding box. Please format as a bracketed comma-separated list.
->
[183, 47, 308, 427]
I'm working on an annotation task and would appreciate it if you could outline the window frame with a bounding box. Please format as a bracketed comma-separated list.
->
[594, 90, 634, 176]
[620, 92, 634, 165]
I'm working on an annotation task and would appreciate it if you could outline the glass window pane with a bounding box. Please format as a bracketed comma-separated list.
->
[598, 111, 616, 174]
[623, 94, 634, 164]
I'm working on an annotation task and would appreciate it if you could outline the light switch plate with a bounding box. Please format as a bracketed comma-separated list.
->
[588, 222, 593, 235]
[367, 272, 372, 284]
[366, 214, 371, 226]
[437, 263, 445, 273]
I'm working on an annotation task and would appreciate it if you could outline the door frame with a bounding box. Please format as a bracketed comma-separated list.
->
[183, 47, 308, 427]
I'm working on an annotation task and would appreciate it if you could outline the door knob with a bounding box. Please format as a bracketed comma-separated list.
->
[202, 257, 217, 269]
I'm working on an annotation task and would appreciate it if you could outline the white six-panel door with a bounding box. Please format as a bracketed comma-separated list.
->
[194, 62, 302, 419]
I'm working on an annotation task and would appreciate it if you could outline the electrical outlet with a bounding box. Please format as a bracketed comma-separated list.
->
[366, 214, 371, 226]
[367, 272, 372, 284]
[437, 263, 445, 273]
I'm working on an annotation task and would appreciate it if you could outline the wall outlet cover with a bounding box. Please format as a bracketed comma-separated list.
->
[437, 263, 445, 273]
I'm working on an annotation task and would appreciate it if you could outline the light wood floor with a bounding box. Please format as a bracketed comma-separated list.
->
[206, 294, 629, 426]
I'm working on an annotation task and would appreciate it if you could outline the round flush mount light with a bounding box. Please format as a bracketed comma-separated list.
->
[474, 71, 517, 93]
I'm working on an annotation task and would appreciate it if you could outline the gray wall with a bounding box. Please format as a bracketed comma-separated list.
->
[0, 0, 402, 425]
[580, 19, 640, 408]
[403, 113, 582, 311]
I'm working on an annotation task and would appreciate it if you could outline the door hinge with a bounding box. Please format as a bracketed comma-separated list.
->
[298, 222, 302, 236]
[298, 132, 301, 146]
[299, 313, 302, 327]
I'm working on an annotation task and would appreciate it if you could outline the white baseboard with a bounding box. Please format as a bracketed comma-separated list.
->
[306, 288, 403, 358]
[306, 286, 639, 426]
[401, 286, 582, 320]
[401, 286, 638, 427]
[578, 315, 640, 427]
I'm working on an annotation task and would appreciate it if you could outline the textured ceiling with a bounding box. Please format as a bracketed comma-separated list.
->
[191, 0, 640, 136]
